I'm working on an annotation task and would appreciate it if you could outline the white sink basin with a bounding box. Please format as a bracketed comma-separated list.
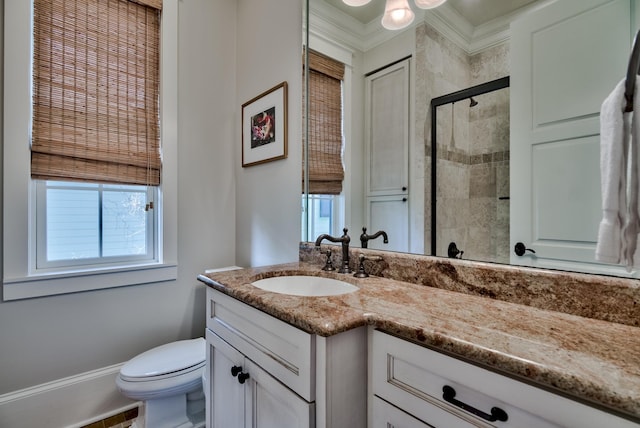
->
[251, 275, 358, 296]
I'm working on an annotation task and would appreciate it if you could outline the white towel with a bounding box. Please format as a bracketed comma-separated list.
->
[624, 82, 640, 270]
[596, 79, 630, 264]
[628, 79, 640, 269]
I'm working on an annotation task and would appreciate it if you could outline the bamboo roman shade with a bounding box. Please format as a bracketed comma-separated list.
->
[304, 50, 345, 195]
[31, 0, 162, 186]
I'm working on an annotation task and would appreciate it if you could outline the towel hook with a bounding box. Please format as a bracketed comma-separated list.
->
[624, 29, 640, 112]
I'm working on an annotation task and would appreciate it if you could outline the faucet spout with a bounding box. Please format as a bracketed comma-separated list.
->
[314, 228, 351, 273]
[360, 227, 389, 248]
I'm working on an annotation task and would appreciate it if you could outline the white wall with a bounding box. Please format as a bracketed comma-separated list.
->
[235, 0, 303, 267]
[0, 0, 237, 421]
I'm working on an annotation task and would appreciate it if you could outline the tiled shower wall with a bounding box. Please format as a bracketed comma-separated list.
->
[415, 22, 510, 263]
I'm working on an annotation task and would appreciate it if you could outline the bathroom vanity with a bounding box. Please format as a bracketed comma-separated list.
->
[205, 287, 366, 428]
[198, 248, 640, 427]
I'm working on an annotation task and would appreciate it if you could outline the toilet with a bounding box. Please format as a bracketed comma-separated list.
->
[116, 338, 206, 428]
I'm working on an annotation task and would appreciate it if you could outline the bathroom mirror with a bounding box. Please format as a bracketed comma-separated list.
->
[303, 0, 638, 278]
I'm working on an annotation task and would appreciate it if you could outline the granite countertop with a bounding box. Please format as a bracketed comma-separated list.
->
[197, 261, 640, 422]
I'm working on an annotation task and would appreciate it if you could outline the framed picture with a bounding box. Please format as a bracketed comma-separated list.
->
[242, 81, 288, 167]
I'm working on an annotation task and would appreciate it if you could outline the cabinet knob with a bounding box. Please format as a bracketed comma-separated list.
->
[231, 365, 242, 377]
[237, 372, 250, 384]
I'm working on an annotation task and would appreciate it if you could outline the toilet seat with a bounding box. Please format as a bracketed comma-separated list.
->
[120, 338, 205, 381]
[116, 338, 206, 401]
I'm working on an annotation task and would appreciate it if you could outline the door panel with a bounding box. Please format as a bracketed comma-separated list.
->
[510, 0, 633, 274]
[207, 329, 245, 428]
[365, 59, 410, 197]
[245, 359, 314, 428]
[367, 196, 409, 252]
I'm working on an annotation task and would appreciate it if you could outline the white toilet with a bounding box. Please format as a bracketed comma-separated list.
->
[116, 338, 206, 428]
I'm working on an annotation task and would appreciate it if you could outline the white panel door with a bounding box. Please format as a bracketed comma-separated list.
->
[244, 358, 314, 428]
[365, 59, 410, 197]
[510, 0, 633, 274]
[367, 196, 409, 252]
[207, 329, 245, 428]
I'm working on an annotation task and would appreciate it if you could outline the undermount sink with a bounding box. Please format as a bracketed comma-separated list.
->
[251, 275, 358, 296]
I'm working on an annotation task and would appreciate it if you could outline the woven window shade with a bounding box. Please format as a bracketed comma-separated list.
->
[31, 0, 161, 186]
[304, 50, 345, 195]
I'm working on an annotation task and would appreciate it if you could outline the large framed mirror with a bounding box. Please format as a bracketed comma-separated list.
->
[303, 0, 640, 279]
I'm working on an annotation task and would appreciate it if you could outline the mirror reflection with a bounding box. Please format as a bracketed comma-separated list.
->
[303, 0, 638, 278]
[432, 78, 510, 264]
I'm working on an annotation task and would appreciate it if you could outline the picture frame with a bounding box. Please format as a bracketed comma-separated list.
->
[241, 81, 288, 167]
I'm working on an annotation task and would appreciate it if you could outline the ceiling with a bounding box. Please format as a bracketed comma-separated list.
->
[322, 0, 541, 27]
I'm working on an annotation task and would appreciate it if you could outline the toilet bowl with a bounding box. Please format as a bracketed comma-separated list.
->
[116, 338, 206, 428]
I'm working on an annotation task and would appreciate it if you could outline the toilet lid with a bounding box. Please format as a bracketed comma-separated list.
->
[121, 338, 205, 379]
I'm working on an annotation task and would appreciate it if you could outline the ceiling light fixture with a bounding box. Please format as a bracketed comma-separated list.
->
[342, 0, 447, 31]
[381, 0, 415, 30]
[413, 0, 446, 9]
[342, 0, 373, 5]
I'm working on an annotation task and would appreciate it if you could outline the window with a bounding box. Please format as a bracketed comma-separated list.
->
[36, 181, 156, 270]
[301, 194, 345, 241]
[3, 0, 178, 300]
[31, 0, 160, 271]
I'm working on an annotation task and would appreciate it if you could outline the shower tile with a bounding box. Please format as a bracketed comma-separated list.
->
[496, 163, 510, 198]
[466, 225, 492, 261]
[468, 197, 496, 227]
[480, 104, 497, 120]
[471, 119, 492, 155]
[437, 161, 468, 199]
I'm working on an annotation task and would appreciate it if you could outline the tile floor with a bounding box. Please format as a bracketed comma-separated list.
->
[81, 406, 138, 428]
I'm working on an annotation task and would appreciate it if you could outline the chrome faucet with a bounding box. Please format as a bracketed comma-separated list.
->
[315, 228, 352, 273]
[360, 227, 388, 248]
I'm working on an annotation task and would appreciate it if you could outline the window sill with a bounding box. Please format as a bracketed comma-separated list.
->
[2, 262, 178, 301]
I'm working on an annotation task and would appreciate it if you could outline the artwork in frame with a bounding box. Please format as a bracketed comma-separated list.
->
[242, 81, 288, 167]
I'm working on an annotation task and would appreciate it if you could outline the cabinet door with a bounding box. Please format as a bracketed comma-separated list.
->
[366, 196, 409, 252]
[510, 0, 632, 274]
[206, 329, 245, 428]
[371, 396, 434, 428]
[365, 59, 410, 197]
[244, 358, 314, 428]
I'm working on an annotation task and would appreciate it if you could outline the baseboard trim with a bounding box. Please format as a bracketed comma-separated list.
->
[0, 363, 137, 428]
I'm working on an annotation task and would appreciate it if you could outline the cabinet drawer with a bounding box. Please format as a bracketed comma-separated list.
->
[371, 395, 433, 428]
[206, 287, 314, 401]
[370, 329, 635, 428]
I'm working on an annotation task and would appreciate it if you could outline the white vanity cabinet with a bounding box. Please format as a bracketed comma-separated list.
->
[206, 329, 312, 427]
[205, 287, 367, 428]
[369, 329, 636, 428]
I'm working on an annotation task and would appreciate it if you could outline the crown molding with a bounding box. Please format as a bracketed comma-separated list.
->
[308, 0, 554, 57]
[309, 0, 368, 52]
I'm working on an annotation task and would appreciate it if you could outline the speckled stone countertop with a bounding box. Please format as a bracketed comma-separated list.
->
[198, 259, 640, 422]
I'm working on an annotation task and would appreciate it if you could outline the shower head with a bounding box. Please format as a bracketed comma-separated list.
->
[469, 97, 478, 107]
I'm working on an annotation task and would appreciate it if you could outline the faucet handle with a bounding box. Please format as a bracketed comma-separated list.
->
[353, 254, 383, 278]
[321, 249, 336, 271]
[354, 254, 368, 278]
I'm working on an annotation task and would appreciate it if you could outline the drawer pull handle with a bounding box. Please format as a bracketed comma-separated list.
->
[237, 372, 250, 384]
[442, 385, 508, 422]
[231, 366, 242, 377]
